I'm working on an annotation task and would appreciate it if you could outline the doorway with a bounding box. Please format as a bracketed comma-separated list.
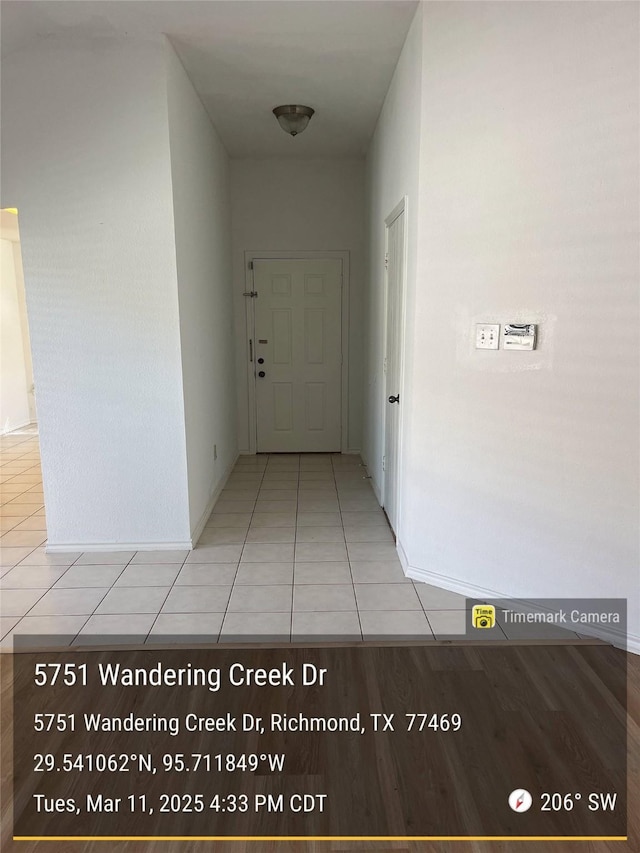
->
[246, 254, 348, 454]
[382, 200, 406, 533]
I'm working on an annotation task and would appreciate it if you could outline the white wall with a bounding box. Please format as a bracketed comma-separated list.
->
[166, 43, 237, 538]
[1, 36, 192, 548]
[230, 159, 365, 452]
[0, 237, 31, 432]
[364, 6, 423, 495]
[385, 2, 639, 647]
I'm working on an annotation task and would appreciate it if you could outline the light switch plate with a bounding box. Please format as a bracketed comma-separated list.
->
[475, 324, 500, 350]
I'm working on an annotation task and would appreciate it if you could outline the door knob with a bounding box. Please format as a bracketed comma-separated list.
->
[388, 394, 400, 403]
[258, 371, 266, 378]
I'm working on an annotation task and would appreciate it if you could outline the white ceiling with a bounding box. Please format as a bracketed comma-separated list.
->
[1, 0, 418, 158]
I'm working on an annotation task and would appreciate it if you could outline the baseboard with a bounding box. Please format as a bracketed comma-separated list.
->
[46, 541, 193, 553]
[404, 558, 639, 656]
[189, 452, 239, 546]
[46, 455, 239, 555]
[1, 418, 32, 436]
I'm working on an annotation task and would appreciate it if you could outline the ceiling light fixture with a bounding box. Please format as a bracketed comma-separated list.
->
[272, 105, 315, 137]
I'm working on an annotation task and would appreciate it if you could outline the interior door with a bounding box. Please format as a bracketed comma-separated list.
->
[383, 209, 405, 532]
[253, 258, 342, 453]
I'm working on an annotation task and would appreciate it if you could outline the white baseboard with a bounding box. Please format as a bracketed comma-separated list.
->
[46, 541, 193, 553]
[189, 452, 239, 546]
[1, 418, 32, 436]
[402, 550, 639, 656]
[46, 454, 240, 555]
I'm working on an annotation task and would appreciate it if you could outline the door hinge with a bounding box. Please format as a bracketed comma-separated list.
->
[382, 455, 386, 472]
[243, 291, 258, 298]
[384, 253, 389, 270]
[248, 261, 254, 270]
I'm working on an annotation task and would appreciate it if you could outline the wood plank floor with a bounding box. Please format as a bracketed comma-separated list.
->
[1, 641, 638, 853]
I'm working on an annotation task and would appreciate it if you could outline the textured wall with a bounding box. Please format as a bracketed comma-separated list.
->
[1, 36, 191, 547]
[402, 1, 639, 646]
[166, 42, 237, 536]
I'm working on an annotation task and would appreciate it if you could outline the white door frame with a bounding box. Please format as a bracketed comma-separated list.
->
[243, 250, 350, 455]
[381, 198, 408, 532]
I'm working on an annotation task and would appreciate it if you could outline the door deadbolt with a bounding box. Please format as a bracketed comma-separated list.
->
[388, 394, 400, 404]
[257, 358, 264, 364]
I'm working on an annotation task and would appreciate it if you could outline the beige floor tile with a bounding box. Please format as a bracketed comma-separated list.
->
[292, 610, 361, 641]
[245, 527, 295, 544]
[0, 616, 20, 639]
[254, 499, 297, 513]
[297, 499, 340, 513]
[258, 489, 298, 501]
[213, 499, 257, 514]
[350, 561, 410, 584]
[0, 546, 37, 567]
[355, 583, 421, 611]
[206, 513, 251, 528]
[295, 542, 348, 562]
[198, 528, 247, 546]
[344, 525, 394, 543]
[0, 503, 42, 516]
[10, 517, 48, 531]
[425, 610, 470, 638]
[115, 564, 183, 586]
[54, 565, 125, 588]
[293, 584, 356, 612]
[161, 585, 232, 613]
[234, 562, 294, 585]
[174, 563, 238, 586]
[96, 586, 170, 615]
[1, 587, 48, 617]
[360, 610, 434, 640]
[130, 550, 189, 564]
[347, 542, 399, 563]
[17, 549, 79, 566]
[9, 615, 89, 648]
[220, 611, 290, 640]
[250, 512, 297, 528]
[187, 544, 243, 563]
[296, 512, 341, 527]
[414, 582, 469, 609]
[294, 562, 352, 585]
[0, 530, 46, 547]
[241, 543, 294, 563]
[29, 587, 109, 617]
[75, 614, 155, 643]
[227, 584, 292, 613]
[2, 565, 67, 588]
[295, 527, 345, 543]
[340, 511, 387, 527]
[148, 612, 224, 641]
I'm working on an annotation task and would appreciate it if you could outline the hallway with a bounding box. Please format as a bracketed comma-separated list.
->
[0, 434, 510, 649]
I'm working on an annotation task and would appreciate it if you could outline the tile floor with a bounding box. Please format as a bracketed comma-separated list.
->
[1, 429, 580, 649]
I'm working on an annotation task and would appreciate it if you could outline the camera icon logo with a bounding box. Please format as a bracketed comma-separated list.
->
[472, 604, 496, 629]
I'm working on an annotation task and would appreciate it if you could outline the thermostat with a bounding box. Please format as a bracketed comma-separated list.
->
[503, 323, 536, 351]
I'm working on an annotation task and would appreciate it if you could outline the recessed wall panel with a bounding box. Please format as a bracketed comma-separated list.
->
[271, 275, 292, 296]
[304, 274, 325, 295]
[272, 309, 292, 365]
[305, 309, 325, 364]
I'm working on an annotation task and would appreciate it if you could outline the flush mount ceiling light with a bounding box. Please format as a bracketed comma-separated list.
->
[272, 105, 315, 137]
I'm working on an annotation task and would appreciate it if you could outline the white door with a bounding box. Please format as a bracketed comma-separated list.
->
[253, 258, 342, 453]
[383, 208, 405, 532]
